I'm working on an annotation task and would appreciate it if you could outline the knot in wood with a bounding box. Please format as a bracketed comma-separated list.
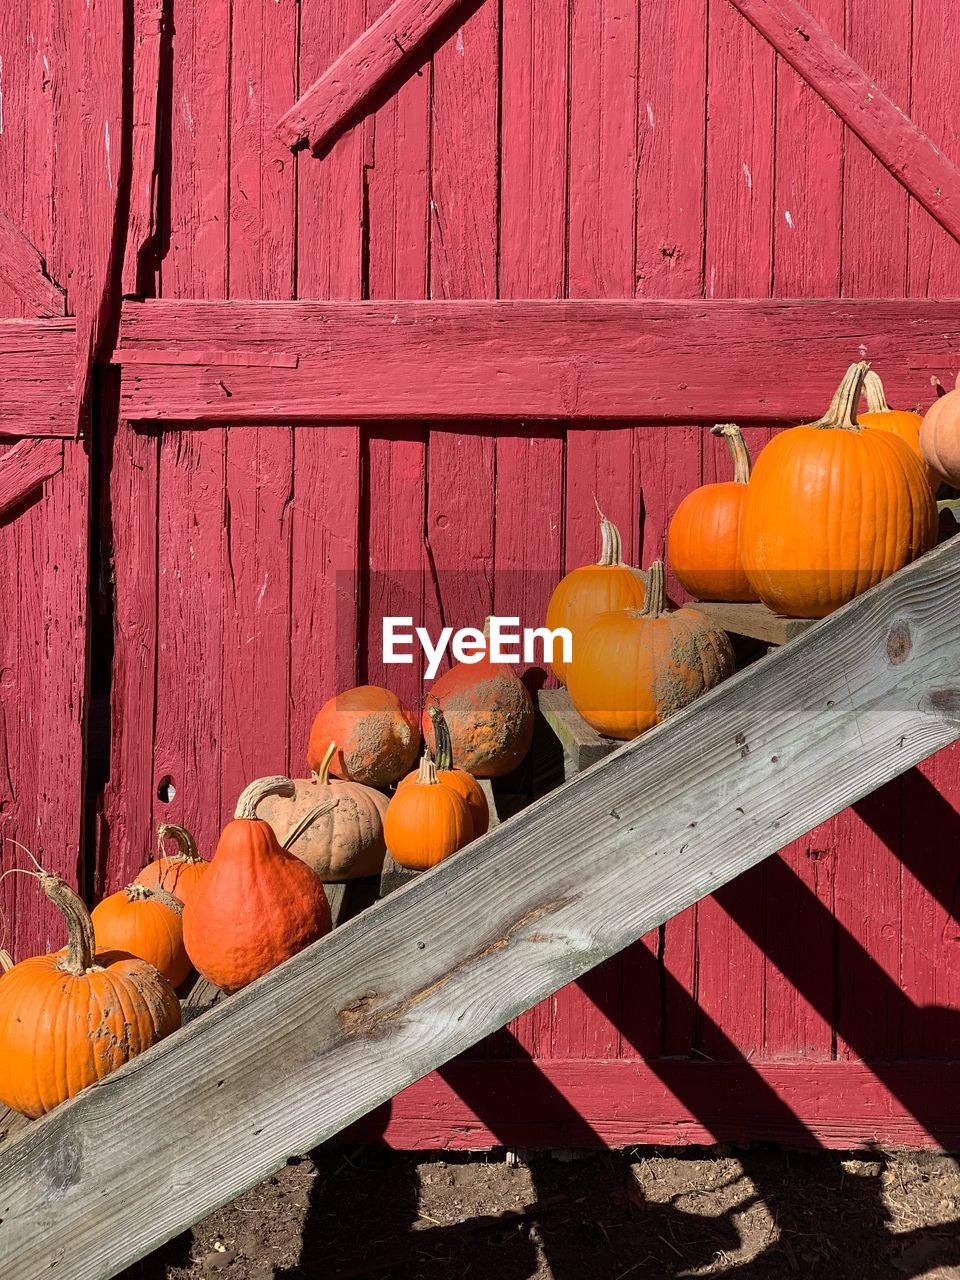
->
[886, 620, 912, 666]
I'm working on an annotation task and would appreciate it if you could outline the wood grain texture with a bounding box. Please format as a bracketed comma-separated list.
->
[728, 0, 960, 246]
[121, 0, 166, 296]
[116, 298, 960, 423]
[691, 603, 816, 645]
[276, 0, 469, 150]
[0, 209, 66, 317]
[0, 319, 77, 436]
[0, 439, 64, 517]
[3, 535, 960, 1279]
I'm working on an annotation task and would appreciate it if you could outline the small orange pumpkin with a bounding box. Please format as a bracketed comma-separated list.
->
[182, 777, 332, 994]
[307, 686, 420, 787]
[858, 371, 936, 489]
[741, 362, 937, 619]
[134, 824, 208, 905]
[667, 424, 759, 602]
[385, 755, 473, 870]
[544, 513, 647, 684]
[400, 706, 489, 838]
[567, 561, 735, 740]
[92, 882, 192, 988]
[920, 371, 960, 487]
[256, 741, 389, 882]
[0, 874, 181, 1117]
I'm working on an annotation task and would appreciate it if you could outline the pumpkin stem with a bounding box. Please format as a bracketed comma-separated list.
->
[863, 370, 892, 414]
[42, 875, 97, 976]
[639, 560, 667, 618]
[428, 706, 455, 772]
[811, 361, 870, 431]
[156, 823, 200, 865]
[711, 424, 751, 484]
[0, 947, 13, 973]
[281, 798, 339, 851]
[418, 755, 441, 786]
[236, 775, 296, 820]
[597, 516, 626, 567]
[316, 741, 337, 787]
[124, 882, 184, 914]
[932, 375, 947, 399]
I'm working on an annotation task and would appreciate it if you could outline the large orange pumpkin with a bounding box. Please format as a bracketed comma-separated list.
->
[858, 371, 936, 488]
[920, 371, 960, 487]
[741, 362, 937, 619]
[257, 741, 389, 881]
[134, 823, 208, 905]
[544, 513, 646, 684]
[182, 776, 332, 993]
[385, 755, 473, 870]
[567, 561, 735, 740]
[400, 706, 489, 838]
[422, 621, 534, 778]
[667, 423, 759, 602]
[0, 874, 180, 1117]
[307, 686, 419, 787]
[92, 882, 192, 988]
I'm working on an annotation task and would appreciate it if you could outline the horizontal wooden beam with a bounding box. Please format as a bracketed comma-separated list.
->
[728, 0, 960, 247]
[0, 319, 78, 437]
[276, 0, 470, 151]
[116, 298, 960, 424]
[2, 534, 959, 1279]
[0, 209, 67, 317]
[0, 439, 64, 517]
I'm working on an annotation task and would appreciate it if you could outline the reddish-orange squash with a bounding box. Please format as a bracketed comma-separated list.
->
[667, 424, 759, 602]
[858, 371, 936, 488]
[307, 686, 419, 787]
[134, 824, 208, 905]
[0, 875, 180, 1117]
[92, 882, 192, 988]
[422, 621, 534, 778]
[920, 371, 960, 487]
[385, 755, 473, 870]
[741, 362, 937, 619]
[182, 777, 332, 993]
[257, 741, 389, 881]
[567, 561, 735, 740]
[544, 513, 646, 684]
[399, 706, 489, 838]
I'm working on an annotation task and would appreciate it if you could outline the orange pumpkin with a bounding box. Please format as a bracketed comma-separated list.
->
[667, 424, 759, 602]
[385, 755, 473, 870]
[422, 621, 534, 778]
[544, 514, 646, 684]
[307, 686, 419, 787]
[858, 371, 936, 488]
[134, 823, 208, 905]
[400, 706, 489, 838]
[0, 874, 180, 1117]
[920, 371, 960, 487]
[182, 776, 331, 994]
[92, 882, 192, 988]
[741, 362, 937, 619]
[567, 561, 735, 740]
[257, 741, 389, 881]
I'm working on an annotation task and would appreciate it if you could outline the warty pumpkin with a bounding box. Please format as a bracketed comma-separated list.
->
[385, 754, 473, 870]
[0, 874, 180, 1117]
[740, 362, 937, 619]
[400, 706, 489, 838]
[307, 686, 419, 787]
[182, 776, 332, 994]
[256, 741, 389, 881]
[134, 823, 208, 905]
[920, 371, 960, 487]
[544, 513, 646, 684]
[422, 620, 534, 778]
[566, 561, 735, 740]
[858, 371, 936, 488]
[667, 424, 759, 602]
[92, 882, 192, 988]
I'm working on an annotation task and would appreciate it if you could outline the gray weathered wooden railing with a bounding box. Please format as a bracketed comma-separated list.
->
[1, 535, 960, 1280]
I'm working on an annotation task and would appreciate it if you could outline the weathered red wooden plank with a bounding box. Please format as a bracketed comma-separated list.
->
[121, 0, 166, 296]
[0, 319, 77, 437]
[276, 0, 469, 151]
[0, 439, 64, 517]
[728, 0, 960, 247]
[0, 210, 65, 318]
[117, 297, 960, 422]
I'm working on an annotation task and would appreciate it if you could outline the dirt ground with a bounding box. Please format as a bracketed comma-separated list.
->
[119, 1145, 960, 1280]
